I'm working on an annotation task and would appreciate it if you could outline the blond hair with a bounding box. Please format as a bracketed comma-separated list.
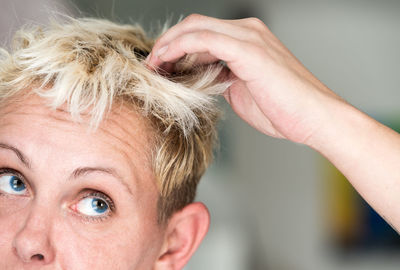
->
[0, 17, 230, 223]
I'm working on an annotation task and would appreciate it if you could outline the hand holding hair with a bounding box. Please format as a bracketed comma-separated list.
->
[147, 14, 400, 232]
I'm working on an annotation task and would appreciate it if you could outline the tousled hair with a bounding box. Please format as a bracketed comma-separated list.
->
[0, 17, 230, 223]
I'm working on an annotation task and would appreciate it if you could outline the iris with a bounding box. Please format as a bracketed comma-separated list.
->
[91, 198, 108, 214]
[76, 196, 110, 216]
[0, 174, 27, 195]
[10, 176, 25, 192]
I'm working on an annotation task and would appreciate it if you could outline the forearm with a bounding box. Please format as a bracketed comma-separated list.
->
[308, 95, 400, 231]
[146, 13, 400, 231]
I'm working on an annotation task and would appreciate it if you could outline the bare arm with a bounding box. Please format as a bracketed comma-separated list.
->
[146, 14, 400, 231]
[309, 96, 400, 231]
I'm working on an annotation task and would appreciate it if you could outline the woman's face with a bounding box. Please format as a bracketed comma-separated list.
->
[0, 95, 165, 269]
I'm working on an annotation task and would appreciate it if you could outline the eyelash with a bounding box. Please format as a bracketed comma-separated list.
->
[0, 167, 116, 223]
[0, 167, 25, 178]
[0, 167, 29, 196]
[75, 190, 116, 223]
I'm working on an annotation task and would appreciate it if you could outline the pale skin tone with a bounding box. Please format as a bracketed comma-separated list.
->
[3, 13, 400, 270]
[146, 14, 400, 232]
[0, 95, 209, 269]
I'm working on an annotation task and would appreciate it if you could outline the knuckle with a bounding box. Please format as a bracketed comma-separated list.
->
[184, 13, 206, 24]
[246, 17, 263, 26]
[246, 17, 269, 31]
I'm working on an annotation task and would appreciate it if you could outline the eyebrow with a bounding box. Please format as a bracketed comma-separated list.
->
[71, 167, 134, 196]
[0, 142, 133, 196]
[0, 142, 31, 169]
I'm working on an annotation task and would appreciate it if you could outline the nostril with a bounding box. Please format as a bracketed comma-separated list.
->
[31, 254, 44, 261]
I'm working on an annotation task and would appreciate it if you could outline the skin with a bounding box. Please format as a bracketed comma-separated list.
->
[0, 95, 210, 269]
[147, 14, 400, 232]
[2, 13, 398, 269]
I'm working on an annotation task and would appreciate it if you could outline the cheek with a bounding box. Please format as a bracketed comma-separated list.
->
[0, 200, 28, 267]
[0, 196, 30, 240]
[52, 216, 164, 269]
[0, 196, 30, 217]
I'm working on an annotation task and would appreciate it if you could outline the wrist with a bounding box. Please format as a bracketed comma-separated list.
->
[305, 93, 377, 163]
[304, 91, 363, 152]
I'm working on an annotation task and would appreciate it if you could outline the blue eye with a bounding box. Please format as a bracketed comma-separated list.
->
[0, 174, 27, 195]
[76, 196, 110, 216]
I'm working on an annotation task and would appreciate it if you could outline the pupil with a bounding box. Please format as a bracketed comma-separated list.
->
[10, 176, 25, 191]
[92, 198, 108, 213]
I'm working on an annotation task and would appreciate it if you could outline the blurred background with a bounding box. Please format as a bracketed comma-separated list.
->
[1, 0, 400, 269]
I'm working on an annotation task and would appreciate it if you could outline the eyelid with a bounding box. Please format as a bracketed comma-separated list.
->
[0, 167, 30, 196]
[81, 191, 115, 212]
[0, 168, 117, 223]
[70, 189, 115, 222]
[0, 168, 25, 178]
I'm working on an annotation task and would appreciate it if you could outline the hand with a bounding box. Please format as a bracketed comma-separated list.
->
[146, 14, 343, 146]
[147, 14, 400, 231]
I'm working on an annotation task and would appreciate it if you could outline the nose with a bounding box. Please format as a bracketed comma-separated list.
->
[12, 207, 55, 265]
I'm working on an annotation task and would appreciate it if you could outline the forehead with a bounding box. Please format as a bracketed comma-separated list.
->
[0, 94, 157, 194]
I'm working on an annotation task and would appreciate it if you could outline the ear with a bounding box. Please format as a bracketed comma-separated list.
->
[154, 202, 210, 270]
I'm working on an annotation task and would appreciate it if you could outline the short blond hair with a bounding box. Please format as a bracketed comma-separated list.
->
[0, 17, 229, 223]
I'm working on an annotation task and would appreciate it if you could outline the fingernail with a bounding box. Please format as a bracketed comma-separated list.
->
[156, 45, 168, 57]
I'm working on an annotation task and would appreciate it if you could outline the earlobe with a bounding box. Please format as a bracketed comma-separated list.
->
[154, 202, 210, 270]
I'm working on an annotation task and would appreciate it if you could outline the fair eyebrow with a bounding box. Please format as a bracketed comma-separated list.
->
[0, 142, 133, 196]
[0, 142, 31, 169]
[71, 167, 133, 196]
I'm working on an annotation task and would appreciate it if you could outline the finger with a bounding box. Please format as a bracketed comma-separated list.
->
[155, 30, 262, 82]
[163, 52, 219, 67]
[157, 62, 175, 75]
[166, 53, 220, 73]
[147, 15, 264, 66]
[169, 53, 219, 71]
[147, 52, 221, 75]
[158, 30, 239, 65]
[226, 80, 284, 138]
[152, 15, 237, 51]
[186, 52, 219, 66]
[154, 51, 223, 74]
[227, 17, 270, 33]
